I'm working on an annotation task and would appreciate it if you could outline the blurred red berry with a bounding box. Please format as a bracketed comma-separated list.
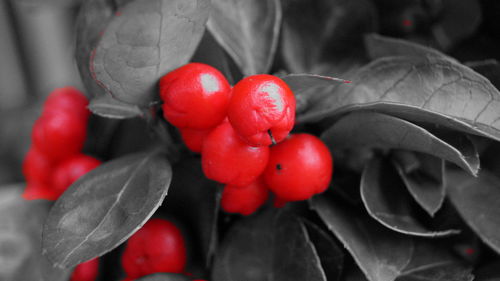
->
[202, 121, 269, 186]
[179, 127, 213, 153]
[22, 147, 53, 184]
[221, 179, 269, 215]
[22, 181, 59, 201]
[160, 63, 232, 129]
[51, 154, 101, 197]
[43, 87, 90, 119]
[70, 258, 99, 281]
[263, 134, 333, 201]
[122, 218, 187, 279]
[228, 74, 295, 146]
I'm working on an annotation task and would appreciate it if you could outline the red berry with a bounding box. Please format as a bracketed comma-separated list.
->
[221, 179, 269, 215]
[122, 218, 187, 278]
[263, 134, 333, 201]
[70, 258, 99, 281]
[32, 112, 88, 162]
[202, 121, 269, 186]
[43, 87, 90, 119]
[160, 63, 232, 129]
[22, 147, 53, 184]
[51, 154, 101, 197]
[228, 74, 295, 146]
[22, 181, 59, 201]
[179, 127, 213, 153]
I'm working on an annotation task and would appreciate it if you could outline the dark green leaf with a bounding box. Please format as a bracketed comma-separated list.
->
[392, 151, 445, 216]
[321, 112, 479, 175]
[467, 59, 500, 90]
[302, 220, 344, 281]
[282, 74, 350, 113]
[311, 195, 473, 281]
[212, 210, 327, 281]
[207, 0, 281, 76]
[42, 151, 172, 268]
[163, 158, 220, 268]
[280, 0, 377, 73]
[361, 158, 459, 237]
[92, 0, 210, 106]
[136, 273, 191, 281]
[302, 55, 500, 143]
[447, 169, 500, 254]
[364, 33, 455, 62]
[88, 95, 143, 119]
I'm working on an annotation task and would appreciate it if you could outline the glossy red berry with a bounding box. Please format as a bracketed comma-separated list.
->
[122, 218, 187, 279]
[160, 63, 232, 129]
[228, 74, 296, 146]
[70, 258, 99, 281]
[51, 154, 101, 197]
[32, 112, 88, 162]
[221, 179, 269, 215]
[22, 181, 59, 201]
[22, 147, 53, 184]
[263, 134, 333, 201]
[43, 87, 90, 119]
[179, 127, 213, 153]
[202, 121, 269, 186]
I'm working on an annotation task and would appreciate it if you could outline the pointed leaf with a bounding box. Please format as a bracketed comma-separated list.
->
[447, 169, 500, 254]
[92, 0, 210, 106]
[321, 112, 479, 175]
[280, 0, 377, 73]
[302, 55, 500, 143]
[312, 195, 473, 281]
[361, 158, 459, 237]
[88, 95, 143, 119]
[207, 0, 281, 76]
[42, 151, 172, 268]
[212, 210, 327, 281]
[282, 74, 350, 113]
[392, 151, 446, 216]
[364, 33, 456, 62]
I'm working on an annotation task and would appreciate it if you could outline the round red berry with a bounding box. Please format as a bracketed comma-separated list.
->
[202, 121, 269, 186]
[160, 63, 231, 129]
[179, 127, 213, 153]
[263, 134, 333, 201]
[228, 74, 296, 146]
[32, 112, 88, 162]
[121, 218, 187, 278]
[51, 154, 101, 197]
[221, 179, 269, 216]
[22, 147, 53, 184]
[22, 181, 59, 201]
[43, 87, 90, 119]
[70, 258, 99, 281]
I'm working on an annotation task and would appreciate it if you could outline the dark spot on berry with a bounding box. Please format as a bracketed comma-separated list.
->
[276, 164, 282, 170]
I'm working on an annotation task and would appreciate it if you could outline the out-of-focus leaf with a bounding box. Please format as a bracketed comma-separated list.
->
[447, 169, 500, 254]
[136, 273, 191, 281]
[361, 158, 459, 237]
[302, 55, 500, 143]
[43, 151, 172, 268]
[302, 220, 344, 281]
[431, 0, 481, 50]
[467, 59, 500, 90]
[0, 185, 53, 281]
[88, 95, 143, 119]
[312, 195, 473, 281]
[280, 0, 377, 73]
[321, 112, 479, 175]
[212, 210, 327, 281]
[282, 74, 350, 113]
[92, 0, 210, 106]
[364, 33, 455, 62]
[207, 0, 281, 76]
[162, 158, 220, 268]
[392, 151, 445, 217]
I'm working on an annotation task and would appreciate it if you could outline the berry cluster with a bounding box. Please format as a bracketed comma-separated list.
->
[22, 87, 101, 200]
[160, 63, 333, 215]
